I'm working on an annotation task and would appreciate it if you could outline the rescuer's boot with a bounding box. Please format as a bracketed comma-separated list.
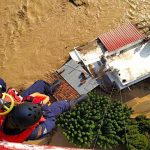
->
[70, 94, 88, 109]
[51, 80, 62, 94]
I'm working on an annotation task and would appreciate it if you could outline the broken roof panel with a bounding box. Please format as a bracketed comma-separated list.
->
[99, 23, 145, 52]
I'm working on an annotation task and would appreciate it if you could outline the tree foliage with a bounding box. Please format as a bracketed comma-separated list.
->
[135, 115, 150, 134]
[122, 120, 149, 150]
[57, 91, 132, 149]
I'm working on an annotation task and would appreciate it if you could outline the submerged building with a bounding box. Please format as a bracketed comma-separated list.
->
[58, 23, 150, 94]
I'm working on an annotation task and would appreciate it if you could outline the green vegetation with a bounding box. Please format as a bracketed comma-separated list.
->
[57, 91, 150, 149]
[135, 115, 150, 134]
[57, 91, 132, 149]
[122, 120, 150, 150]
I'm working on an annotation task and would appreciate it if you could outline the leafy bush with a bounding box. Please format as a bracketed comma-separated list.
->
[57, 91, 132, 149]
[135, 115, 150, 134]
[122, 120, 149, 150]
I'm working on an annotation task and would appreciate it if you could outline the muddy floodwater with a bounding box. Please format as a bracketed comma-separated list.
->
[1, 0, 150, 89]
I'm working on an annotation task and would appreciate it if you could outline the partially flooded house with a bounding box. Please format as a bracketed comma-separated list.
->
[58, 23, 150, 93]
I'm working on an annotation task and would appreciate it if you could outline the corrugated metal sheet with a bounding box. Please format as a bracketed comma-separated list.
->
[99, 23, 145, 52]
[58, 59, 99, 95]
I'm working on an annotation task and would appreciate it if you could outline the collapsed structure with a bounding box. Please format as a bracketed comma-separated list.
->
[57, 23, 150, 94]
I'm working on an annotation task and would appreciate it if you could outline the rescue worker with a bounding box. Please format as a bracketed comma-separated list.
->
[0, 78, 6, 94]
[0, 78, 88, 142]
[0, 79, 62, 105]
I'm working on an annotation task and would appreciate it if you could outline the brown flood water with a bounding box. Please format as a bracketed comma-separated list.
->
[0, 0, 129, 89]
[0, 0, 150, 148]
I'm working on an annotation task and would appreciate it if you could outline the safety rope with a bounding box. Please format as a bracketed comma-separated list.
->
[119, 90, 129, 150]
[101, 86, 129, 149]
[92, 83, 116, 149]
[92, 84, 129, 149]
[92, 99, 111, 149]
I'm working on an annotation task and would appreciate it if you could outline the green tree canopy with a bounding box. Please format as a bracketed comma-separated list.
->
[57, 91, 133, 149]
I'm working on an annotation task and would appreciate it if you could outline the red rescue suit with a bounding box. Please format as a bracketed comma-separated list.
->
[0, 89, 49, 142]
[0, 116, 45, 142]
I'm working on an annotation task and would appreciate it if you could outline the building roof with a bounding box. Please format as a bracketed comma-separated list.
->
[106, 40, 150, 89]
[57, 59, 99, 95]
[99, 23, 145, 52]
